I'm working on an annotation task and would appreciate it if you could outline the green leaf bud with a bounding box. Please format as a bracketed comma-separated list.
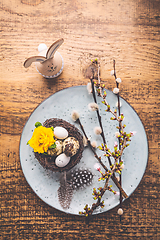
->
[35, 122, 42, 128]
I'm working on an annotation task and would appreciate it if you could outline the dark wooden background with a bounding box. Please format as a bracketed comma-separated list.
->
[0, 0, 159, 239]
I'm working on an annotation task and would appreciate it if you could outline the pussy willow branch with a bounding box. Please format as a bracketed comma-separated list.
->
[76, 118, 128, 199]
[113, 60, 121, 115]
[90, 76, 107, 146]
[90, 74, 113, 169]
[113, 59, 123, 209]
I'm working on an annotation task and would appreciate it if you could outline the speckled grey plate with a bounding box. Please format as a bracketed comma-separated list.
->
[19, 85, 148, 215]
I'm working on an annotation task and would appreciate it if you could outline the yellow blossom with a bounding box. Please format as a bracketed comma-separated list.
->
[28, 126, 55, 154]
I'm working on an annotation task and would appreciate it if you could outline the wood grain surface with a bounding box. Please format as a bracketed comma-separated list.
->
[0, 0, 160, 239]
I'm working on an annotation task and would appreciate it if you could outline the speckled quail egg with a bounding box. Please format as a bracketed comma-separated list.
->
[54, 126, 68, 139]
[55, 153, 70, 167]
[47, 140, 63, 156]
[63, 137, 80, 157]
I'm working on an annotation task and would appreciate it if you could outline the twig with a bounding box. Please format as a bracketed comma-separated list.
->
[91, 65, 124, 199]
[90, 76, 107, 146]
[90, 73, 113, 168]
[76, 118, 128, 199]
[113, 59, 123, 216]
[84, 137, 127, 216]
[78, 60, 132, 217]
[93, 60, 126, 219]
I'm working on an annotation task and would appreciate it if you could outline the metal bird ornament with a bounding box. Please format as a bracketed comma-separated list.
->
[24, 38, 64, 78]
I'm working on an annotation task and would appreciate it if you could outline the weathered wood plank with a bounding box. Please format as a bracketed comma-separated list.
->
[0, 0, 160, 239]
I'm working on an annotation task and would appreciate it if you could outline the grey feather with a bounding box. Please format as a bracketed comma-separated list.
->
[58, 171, 73, 210]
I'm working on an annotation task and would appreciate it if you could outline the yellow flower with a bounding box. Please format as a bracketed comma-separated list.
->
[28, 126, 55, 154]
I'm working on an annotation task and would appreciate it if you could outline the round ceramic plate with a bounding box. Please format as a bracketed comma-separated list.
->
[19, 85, 148, 215]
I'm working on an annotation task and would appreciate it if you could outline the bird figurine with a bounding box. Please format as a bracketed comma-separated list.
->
[24, 38, 64, 78]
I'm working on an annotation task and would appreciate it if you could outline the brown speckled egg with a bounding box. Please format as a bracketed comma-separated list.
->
[47, 140, 63, 156]
[63, 137, 80, 157]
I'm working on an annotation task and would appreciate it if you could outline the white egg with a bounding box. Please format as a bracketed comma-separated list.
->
[54, 126, 68, 139]
[55, 153, 70, 168]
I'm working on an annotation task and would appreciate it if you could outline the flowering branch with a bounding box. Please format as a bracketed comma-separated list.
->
[72, 60, 135, 218]
[94, 60, 133, 219]
[79, 149, 124, 217]
[71, 112, 128, 199]
[89, 63, 126, 214]
[89, 67, 114, 169]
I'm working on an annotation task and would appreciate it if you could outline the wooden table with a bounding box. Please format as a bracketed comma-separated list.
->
[0, 0, 159, 239]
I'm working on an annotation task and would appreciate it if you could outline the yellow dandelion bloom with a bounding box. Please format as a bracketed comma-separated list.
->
[28, 126, 55, 154]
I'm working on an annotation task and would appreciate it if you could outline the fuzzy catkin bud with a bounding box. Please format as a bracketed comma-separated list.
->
[88, 102, 99, 111]
[115, 101, 122, 108]
[83, 136, 88, 147]
[116, 78, 122, 83]
[94, 126, 102, 135]
[113, 88, 119, 94]
[87, 82, 92, 94]
[91, 140, 97, 148]
[71, 110, 80, 121]
[117, 208, 123, 215]
[110, 70, 115, 76]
